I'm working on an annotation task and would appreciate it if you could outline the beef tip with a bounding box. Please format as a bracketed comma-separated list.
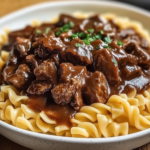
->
[65, 38, 93, 65]
[8, 64, 32, 89]
[83, 71, 108, 105]
[31, 23, 55, 42]
[33, 36, 65, 58]
[94, 48, 120, 84]
[117, 28, 136, 39]
[59, 63, 88, 83]
[56, 14, 82, 27]
[49, 53, 60, 66]
[70, 90, 84, 111]
[34, 59, 57, 83]
[51, 79, 77, 105]
[26, 55, 41, 69]
[27, 80, 52, 95]
[9, 26, 34, 44]
[110, 41, 138, 66]
[121, 65, 142, 78]
[141, 38, 149, 49]
[124, 41, 150, 66]
[16, 37, 31, 57]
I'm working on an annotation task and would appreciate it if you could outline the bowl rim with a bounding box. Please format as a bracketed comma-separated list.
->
[0, 0, 150, 144]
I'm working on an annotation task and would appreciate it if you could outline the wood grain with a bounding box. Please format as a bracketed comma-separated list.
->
[0, 0, 150, 149]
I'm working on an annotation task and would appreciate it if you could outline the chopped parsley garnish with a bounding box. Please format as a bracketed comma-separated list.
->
[75, 43, 81, 47]
[36, 30, 41, 34]
[70, 32, 86, 40]
[69, 29, 104, 46]
[100, 30, 104, 35]
[112, 59, 117, 65]
[117, 41, 123, 46]
[96, 46, 99, 50]
[87, 29, 94, 33]
[104, 45, 111, 49]
[45, 27, 51, 34]
[104, 35, 112, 44]
[56, 21, 74, 36]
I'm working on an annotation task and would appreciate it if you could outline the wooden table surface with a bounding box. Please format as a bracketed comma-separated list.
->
[0, 0, 150, 149]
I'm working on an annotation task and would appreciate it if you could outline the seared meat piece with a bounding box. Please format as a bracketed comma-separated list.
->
[51, 79, 77, 105]
[121, 65, 142, 78]
[34, 59, 57, 83]
[31, 23, 55, 42]
[83, 71, 108, 105]
[8, 25, 34, 44]
[33, 36, 65, 58]
[16, 37, 31, 57]
[124, 41, 150, 66]
[27, 80, 52, 95]
[141, 38, 149, 49]
[59, 63, 88, 83]
[117, 28, 136, 39]
[26, 55, 41, 69]
[65, 38, 93, 65]
[49, 53, 60, 66]
[56, 14, 82, 27]
[94, 48, 120, 84]
[110, 41, 138, 66]
[8, 64, 32, 89]
[70, 90, 84, 111]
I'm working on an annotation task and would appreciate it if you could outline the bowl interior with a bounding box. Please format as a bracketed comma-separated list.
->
[0, 0, 150, 145]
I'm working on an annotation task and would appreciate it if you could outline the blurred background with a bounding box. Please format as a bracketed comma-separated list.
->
[0, 0, 150, 17]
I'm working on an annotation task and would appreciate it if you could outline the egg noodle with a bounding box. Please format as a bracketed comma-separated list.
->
[0, 13, 150, 138]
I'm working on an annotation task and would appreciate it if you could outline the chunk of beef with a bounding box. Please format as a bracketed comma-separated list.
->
[117, 28, 136, 39]
[141, 38, 149, 49]
[16, 37, 31, 57]
[33, 36, 65, 58]
[8, 64, 32, 89]
[56, 14, 83, 27]
[65, 38, 93, 65]
[51, 79, 77, 105]
[49, 53, 60, 66]
[70, 90, 84, 111]
[26, 55, 41, 69]
[34, 59, 57, 83]
[83, 71, 108, 105]
[59, 63, 88, 83]
[124, 41, 150, 66]
[94, 48, 120, 84]
[9, 26, 34, 44]
[27, 80, 52, 95]
[110, 41, 138, 66]
[121, 65, 142, 78]
[31, 23, 55, 42]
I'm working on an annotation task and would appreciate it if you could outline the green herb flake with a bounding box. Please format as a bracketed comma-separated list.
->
[104, 45, 111, 49]
[56, 21, 74, 37]
[117, 41, 123, 46]
[45, 27, 51, 34]
[36, 30, 41, 34]
[112, 59, 117, 66]
[78, 32, 86, 39]
[75, 43, 81, 47]
[83, 39, 90, 45]
[100, 30, 104, 35]
[104, 35, 112, 44]
[56, 31, 61, 36]
[87, 29, 94, 33]
[96, 46, 99, 50]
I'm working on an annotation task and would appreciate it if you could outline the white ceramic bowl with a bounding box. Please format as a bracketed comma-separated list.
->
[0, 1, 150, 150]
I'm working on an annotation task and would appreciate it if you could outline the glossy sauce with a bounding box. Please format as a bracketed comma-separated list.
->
[2, 14, 150, 127]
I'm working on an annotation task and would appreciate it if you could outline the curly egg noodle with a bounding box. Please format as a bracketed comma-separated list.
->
[1, 13, 150, 138]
